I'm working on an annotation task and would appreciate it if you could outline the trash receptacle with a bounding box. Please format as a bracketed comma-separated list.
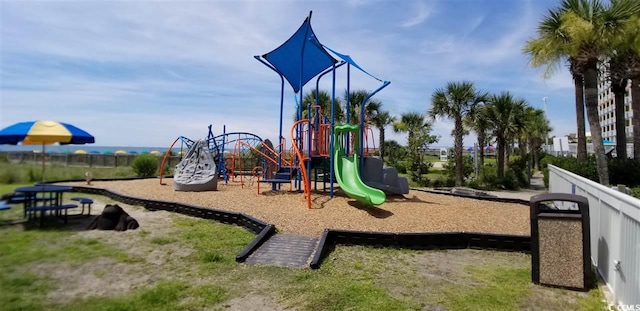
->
[530, 193, 592, 291]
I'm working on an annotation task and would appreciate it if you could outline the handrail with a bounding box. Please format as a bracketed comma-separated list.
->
[252, 166, 263, 195]
[291, 119, 312, 209]
[239, 140, 290, 168]
[364, 125, 376, 156]
[159, 137, 180, 185]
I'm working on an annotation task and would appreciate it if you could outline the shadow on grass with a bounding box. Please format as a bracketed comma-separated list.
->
[18, 214, 98, 232]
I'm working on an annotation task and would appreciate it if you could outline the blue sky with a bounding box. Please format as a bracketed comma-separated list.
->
[0, 0, 576, 148]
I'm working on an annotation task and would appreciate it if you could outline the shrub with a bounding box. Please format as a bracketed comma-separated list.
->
[543, 155, 640, 187]
[478, 165, 498, 190]
[508, 156, 529, 188]
[498, 171, 520, 190]
[466, 179, 480, 190]
[631, 187, 640, 199]
[409, 160, 432, 186]
[444, 177, 456, 187]
[132, 154, 159, 177]
[416, 176, 430, 187]
[444, 155, 474, 180]
[0, 153, 8, 163]
[28, 167, 40, 182]
[392, 161, 407, 174]
[608, 158, 640, 187]
[432, 177, 449, 188]
[0, 169, 18, 184]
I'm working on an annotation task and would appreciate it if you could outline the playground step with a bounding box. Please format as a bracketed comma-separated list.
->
[274, 172, 293, 180]
[277, 166, 297, 173]
[244, 234, 319, 268]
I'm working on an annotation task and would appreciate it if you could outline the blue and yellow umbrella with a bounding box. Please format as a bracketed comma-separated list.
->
[0, 120, 95, 181]
[0, 120, 94, 145]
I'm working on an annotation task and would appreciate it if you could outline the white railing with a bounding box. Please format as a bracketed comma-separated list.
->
[548, 165, 640, 305]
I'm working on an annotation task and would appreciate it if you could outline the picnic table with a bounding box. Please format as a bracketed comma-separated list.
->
[13, 185, 76, 226]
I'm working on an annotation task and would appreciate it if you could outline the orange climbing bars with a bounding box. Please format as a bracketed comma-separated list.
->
[290, 119, 312, 209]
[159, 137, 181, 185]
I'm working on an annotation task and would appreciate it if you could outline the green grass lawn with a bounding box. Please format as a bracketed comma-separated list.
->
[0, 163, 606, 310]
[0, 195, 606, 311]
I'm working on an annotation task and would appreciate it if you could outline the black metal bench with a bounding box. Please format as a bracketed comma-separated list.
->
[26, 204, 78, 226]
[70, 197, 94, 215]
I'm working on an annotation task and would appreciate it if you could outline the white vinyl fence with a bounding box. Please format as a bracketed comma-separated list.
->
[549, 165, 640, 305]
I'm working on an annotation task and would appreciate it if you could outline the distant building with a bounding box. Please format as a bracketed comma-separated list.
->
[597, 63, 633, 143]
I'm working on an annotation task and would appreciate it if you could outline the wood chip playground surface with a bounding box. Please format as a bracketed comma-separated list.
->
[62, 178, 530, 237]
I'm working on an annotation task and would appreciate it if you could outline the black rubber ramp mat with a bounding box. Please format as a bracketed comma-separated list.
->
[245, 234, 319, 268]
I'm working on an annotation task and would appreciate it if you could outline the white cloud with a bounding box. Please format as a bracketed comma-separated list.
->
[400, 1, 433, 28]
[1, 0, 578, 150]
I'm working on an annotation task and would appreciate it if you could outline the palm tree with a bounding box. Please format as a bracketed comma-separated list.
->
[344, 89, 381, 125]
[429, 81, 488, 186]
[485, 92, 527, 179]
[464, 103, 492, 168]
[383, 140, 407, 166]
[624, 16, 640, 159]
[299, 90, 345, 123]
[393, 112, 437, 185]
[392, 112, 431, 143]
[609, 55, 629, 159]
[523, 0, 639, 185]
[523, 107, 552, 171]
[608, 12, 640, 158]
[506, 99, 528, 172]
[523, 7, 588, 162]
[570, 60, 588, 162]
[370, 110, 396, 162]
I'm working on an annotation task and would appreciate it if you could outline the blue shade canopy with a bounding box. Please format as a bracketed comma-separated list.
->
[321, 45, 383, 82]
[262, 14, 337, 93]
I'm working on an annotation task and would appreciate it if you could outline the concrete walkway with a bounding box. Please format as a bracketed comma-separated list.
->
[486, 171, 546, 201]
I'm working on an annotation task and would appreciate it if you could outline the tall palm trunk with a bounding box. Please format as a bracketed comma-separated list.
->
[477, 133, 486, 168]
[496, 136, 506, 178]
[574, 73, 588, 162]
[613, 81, 627, 159]
[519, 138, 527, 158]
[505, 138, 512, 170]
[453, 117, 464, 186]
[379, 128, 386, 162]
[533, 138, 541, 170]
[584, 63, 610, 185]
[632, 78, 640, 159]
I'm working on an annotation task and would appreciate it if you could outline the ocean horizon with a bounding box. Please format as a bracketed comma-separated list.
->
[0, 145, 185, 154]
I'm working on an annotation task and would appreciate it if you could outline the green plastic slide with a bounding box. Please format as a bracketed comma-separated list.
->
[333, 124, 386, 206]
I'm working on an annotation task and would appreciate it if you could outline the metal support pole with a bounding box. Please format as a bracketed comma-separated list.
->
[543, 97, 549, 152]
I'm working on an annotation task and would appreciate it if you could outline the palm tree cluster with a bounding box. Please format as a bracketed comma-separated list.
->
[523, 0, 640, 186]
[299, 89, 399, 161]
[299, 89, 441, 175]
[392, 112, 439, 186]
[429, 82, 551, 187]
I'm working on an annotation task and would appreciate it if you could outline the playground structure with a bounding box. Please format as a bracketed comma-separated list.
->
[160, 11, 408, 207]
[159, 125, 266, 188]
[173, 139, 218, 191]
[255, 11, 408, 208]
